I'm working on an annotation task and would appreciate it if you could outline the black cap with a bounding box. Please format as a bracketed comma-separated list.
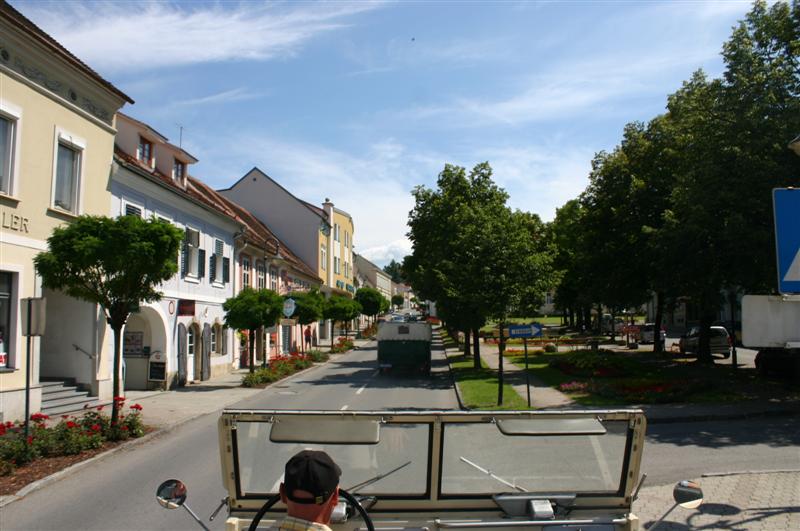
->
[284, 450, 341, 505]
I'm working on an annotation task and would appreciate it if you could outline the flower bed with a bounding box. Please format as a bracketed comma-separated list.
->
[242, 354, 314, 387]
[330, 337, 354, 353]
[0, 398, 146, 477]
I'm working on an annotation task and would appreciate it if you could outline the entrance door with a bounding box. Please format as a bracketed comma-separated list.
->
[281, 325, 292, 354]
[177, 323, 187, 386]
[202, 323, 211, 381]
[189, 324, 201, 381]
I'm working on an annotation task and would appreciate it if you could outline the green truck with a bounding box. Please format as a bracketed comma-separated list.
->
[377, 321, 433, 375]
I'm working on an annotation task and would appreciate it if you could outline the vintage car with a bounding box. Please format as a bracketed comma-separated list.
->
[156, 409, 702, 531]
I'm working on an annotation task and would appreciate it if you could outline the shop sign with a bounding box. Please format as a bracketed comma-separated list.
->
[1, 210, 30, 234]
[177, 299, 195, 316]
[283, 298, 296, 317]
[280, 318, 297, 326]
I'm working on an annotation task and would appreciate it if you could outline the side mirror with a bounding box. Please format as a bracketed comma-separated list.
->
[156, 479, 187, 509]
[674, 480, 703, 509]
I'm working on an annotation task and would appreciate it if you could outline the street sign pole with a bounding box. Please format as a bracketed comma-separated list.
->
[24, 299, 32, 439]
[523, 338, 531, 408]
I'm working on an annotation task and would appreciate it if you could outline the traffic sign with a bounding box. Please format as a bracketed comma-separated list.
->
[773, 188, 800, 294]
[507, 323, 542, 338]
[283, 298, 296, 318]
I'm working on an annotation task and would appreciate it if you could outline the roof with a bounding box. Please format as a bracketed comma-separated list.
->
[1, 1, 133, 104]
[212, 192, 322, 282]
[354, 253, 391, 279]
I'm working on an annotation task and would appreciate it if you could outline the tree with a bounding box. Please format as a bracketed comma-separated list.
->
[224, 288, 283, 370]
[288, 290, 324, 352]
[355, 287, 383, 325]
[34, 215, 183, 428]
[382, 259, 406, 283]
[323, 295, 362, 349]
[391, 294, 405, 308]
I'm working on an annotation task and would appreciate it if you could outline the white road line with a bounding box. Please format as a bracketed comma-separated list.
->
[356, 383, 368, 395]
[589, 435, 614, 487]
[340, 405, 349, 410]
[270, 473, 285, 493]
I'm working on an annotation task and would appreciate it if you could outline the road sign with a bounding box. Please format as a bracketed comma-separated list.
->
[507, 323, 542, 338]
[773, 188, 800, 294]
[283, 298, 296, 318]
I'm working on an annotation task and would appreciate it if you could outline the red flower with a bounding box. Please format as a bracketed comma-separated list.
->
[130, 404, 143, 411]
[30, 413, 49, 422]
[66, 421, 78, 429]
[91, 424, 101, 432]
[26, 436, 33, 445]
[61, 415, 69, 419]
[121, 426, 129, 431]
[96, 405, 104, 411]
[113, 396, 126, 403]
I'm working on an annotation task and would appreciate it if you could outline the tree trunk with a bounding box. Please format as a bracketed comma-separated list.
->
[111, 322, 123, 426]
[464, 329, 471, 357]
[497, 320, 505, 406]
[472, 327, 481, 369]
[696, 310, 714, 364]
[331, 321, 335, 351]
[249, 328, 256, 372]
[654, 292, 665, 353]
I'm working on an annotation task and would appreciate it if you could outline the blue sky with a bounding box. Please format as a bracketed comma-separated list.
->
[15, 0, 755, 266]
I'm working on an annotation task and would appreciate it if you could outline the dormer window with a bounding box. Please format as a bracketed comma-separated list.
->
[138, 136, 153, 166]
[173, 159, 185, 182]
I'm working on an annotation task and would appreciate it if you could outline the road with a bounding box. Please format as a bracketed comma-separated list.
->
[665, 335, 758, 368]
[3, 339, 797, 530]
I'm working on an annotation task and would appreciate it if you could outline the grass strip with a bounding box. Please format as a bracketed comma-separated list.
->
[448, 353, 530, 410]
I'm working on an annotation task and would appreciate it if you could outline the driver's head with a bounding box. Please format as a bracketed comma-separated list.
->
[280, 450, 341, 524]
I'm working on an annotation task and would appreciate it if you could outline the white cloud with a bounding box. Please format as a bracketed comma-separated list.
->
[359, 238, 413, 266]
[18, 0, 384, 72]
[172, 88, 263, 107]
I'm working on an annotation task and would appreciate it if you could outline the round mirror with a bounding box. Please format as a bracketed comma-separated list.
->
[156, 479, 188, 509]
[673, 480, 703, 509]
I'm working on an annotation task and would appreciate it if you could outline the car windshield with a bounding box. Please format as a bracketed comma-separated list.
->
[224, 410, 639, 501]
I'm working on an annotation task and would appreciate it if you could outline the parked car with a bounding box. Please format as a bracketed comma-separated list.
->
[639, 323, 666, 344]
[678, 325, 732, 358]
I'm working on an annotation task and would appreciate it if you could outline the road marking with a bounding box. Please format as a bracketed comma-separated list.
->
[356, 383, 368, 395]
[340, 405, 349, 411]
[270, 473, 285, 493]
[589, 435, 614, 488]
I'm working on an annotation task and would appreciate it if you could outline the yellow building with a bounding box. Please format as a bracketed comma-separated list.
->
[321, 199, 355, 297]
[0, 3, 131, 421]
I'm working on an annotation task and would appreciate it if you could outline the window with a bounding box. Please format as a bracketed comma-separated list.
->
[210, 239, 224, 283]
[242, 255, 251, 287]
[345, 231, 349, 249]
[187, 326, 196, 359]
[124, 203, 142, 217]
[183, 228, 201, 278]
[334, 224, 340, 242]
[54, 142, 81, 213]
[0, 272, 13, 369]
[173, 159, 185, 181]
[138, 136, 153, 166]
[270, 267, 278, 291]
[320, 245, 327, 270]
[0, 115, 16, 195]
[210, 325, 217, 353]
[334, 257, 340, 274]
[257, 261, 266, 289]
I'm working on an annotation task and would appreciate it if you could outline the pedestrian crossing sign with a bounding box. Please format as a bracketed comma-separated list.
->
[773, 188, 800, 294]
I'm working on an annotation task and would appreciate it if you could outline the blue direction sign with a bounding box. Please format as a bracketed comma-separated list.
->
[773, 188, 800, 294]
[507, 323, 542, 338]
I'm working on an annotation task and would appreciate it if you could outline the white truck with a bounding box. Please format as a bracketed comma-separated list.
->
[742, 295, 800, 377]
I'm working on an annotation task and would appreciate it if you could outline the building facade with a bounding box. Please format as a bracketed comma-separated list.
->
[111, 113, 239, 389]
[0, 3, 132, 420]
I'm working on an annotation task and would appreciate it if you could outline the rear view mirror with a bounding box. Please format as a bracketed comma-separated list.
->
[496, 417, 606, 436]
[156, 479, 187, 509]
[674, 480, 703, 509]
[270, 416, 380, 444]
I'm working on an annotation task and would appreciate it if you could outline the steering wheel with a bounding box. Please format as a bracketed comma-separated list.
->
[247, 489, 374, 531]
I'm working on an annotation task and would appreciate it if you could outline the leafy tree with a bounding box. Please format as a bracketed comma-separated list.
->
[379, 295, 391, 314]
[323, 295, 362, 349]
[355, 287, 383, 325]
[34, 215, 183, 427]
[224, 288, 283, 371]
[382, 259, 406, 283]
[288, 290, 324, 352]
[391, 294, 405, 308]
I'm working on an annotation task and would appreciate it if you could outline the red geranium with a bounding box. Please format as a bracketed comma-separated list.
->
[30, 413, 49, 422]
[130, 404, 143, 411]
[91, 424, 101, 432]
[66, 421, 78, 429]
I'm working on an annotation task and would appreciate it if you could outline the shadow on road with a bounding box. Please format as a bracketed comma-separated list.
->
[645, 415, 800, 448]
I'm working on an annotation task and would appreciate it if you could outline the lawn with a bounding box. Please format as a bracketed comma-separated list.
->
[505, 348, 796, 406]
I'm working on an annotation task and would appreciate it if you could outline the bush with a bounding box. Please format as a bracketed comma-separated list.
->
[544, 343, 558, 353]
[307, 349, 329, 363]
[549, 350, 631, 377]
[330, 337, 354, 353]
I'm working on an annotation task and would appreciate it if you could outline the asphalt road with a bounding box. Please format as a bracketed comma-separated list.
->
[1, 342, 457, 531]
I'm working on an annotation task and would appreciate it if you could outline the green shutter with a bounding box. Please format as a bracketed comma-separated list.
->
[223, 257, 230, 283]
[210, 254, 217, 282]
[198, 249, 206, 278]
[181, 230, 189, 277]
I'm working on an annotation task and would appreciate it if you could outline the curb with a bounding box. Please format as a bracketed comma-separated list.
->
[0, 347, 371, 509]
[438, 335, 468, 411]
[645, 406, 800, 425]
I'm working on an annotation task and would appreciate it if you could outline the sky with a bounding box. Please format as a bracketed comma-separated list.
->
[13, 0, 757, 266]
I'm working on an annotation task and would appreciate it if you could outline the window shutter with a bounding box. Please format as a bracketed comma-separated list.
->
[215, 239, 224, 256]
[181, 231, 189, 277]
[125, 204, 142, 217]
[222, 327, 228, 356]
[209, 253, 217, 282]
[223, 257, 230, 283]
[198, 248, 206, 278]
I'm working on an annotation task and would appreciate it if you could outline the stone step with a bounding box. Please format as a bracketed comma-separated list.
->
[41, 387, 88, 401]
[43, 399, 107, 417]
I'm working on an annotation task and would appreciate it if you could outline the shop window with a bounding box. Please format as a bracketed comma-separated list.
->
[0, 272, 13, 369]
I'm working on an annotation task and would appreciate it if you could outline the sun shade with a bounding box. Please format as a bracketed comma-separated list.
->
[495, 417, 607, 436]
[269, 416, 380, 444]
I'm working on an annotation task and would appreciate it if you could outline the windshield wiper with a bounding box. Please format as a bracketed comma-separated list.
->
[460, 456, 528, 492]
[346, 461, 412, 493]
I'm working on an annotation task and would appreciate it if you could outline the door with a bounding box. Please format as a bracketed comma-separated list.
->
[202, 323, 211, 380]
[281, 325, 292, 354]
[177, 323, 187, 386]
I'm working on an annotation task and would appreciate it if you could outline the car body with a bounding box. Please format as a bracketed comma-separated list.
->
[215, 409, 648, 530]
[639, 323, 666, 344]
[678, 326, 732, 358]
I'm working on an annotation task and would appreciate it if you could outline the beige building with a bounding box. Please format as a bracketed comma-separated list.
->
[0, 3, 131, 421]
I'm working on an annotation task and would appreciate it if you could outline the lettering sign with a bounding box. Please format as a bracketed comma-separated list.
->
[1, 210, 31, 233]
[148, 361, 166, 381]
[177, 299, 195, 316]
[123, 331, 144, 356]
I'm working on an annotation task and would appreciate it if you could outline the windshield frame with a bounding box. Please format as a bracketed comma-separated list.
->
[218, 409, 646, 514]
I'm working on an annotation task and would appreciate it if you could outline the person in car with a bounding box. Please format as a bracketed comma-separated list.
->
[277, 450, 342, 531]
